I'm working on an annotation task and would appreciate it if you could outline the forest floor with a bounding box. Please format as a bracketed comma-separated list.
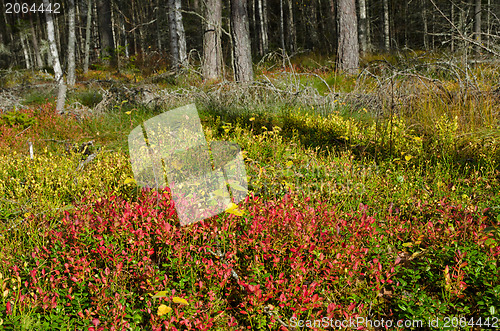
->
[0, 53, 499, 330]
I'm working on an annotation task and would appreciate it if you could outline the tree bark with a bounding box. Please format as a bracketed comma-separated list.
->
[306, 0, 320, 50]
[257, 0, 268, 56]
[202, 0, 223, 80]
[67, 0, 76, 86]
[474, 0, 481, 52]
[168, 0, 188, 69]
[84, 0, 92, 73]
[423, 0, 429, 49]
[286, 0, 296, 53]
[337, 0, 359, 72]
[43, 0, 66, 113]
[358, 0, 368, 54]
[96, 0, 116, 67]
[382, 0, 390, 50]
[30, 15, 44, 68]
[231, 0, 254, 82]
[279, 0, 285, 54]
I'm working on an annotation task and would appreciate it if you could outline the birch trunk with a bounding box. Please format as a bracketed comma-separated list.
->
[43, 0, 66, 113]
[358, 0, 368, 54]
[383, 0, 390, 50]
[84, 0, 92, 73]
[67, 0, 76, 86]
[257, 0, 268, 56]
[168, 0, 187, 69]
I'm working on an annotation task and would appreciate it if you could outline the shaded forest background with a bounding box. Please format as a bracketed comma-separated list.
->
[1, 0, 499, 75]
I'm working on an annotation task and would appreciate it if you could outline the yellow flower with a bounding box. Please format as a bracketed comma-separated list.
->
[157, 304, 172, 316]
[249, 117, 255, 121]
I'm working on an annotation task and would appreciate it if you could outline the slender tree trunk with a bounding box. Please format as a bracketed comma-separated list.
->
[286, 0, 296, 53]
[203, 0, 223, 80]
[67, 0, 76, 86]
[451, 2, 455, 52]
[19, 31, 31, 69]
[358, 0, 368, 54]
[404, 0, 408, 48]
[43, 0, 66, 113]
[382, 0, 390, 50]
[231, 0, 254, 82]
[307, 0, 319, 50]
[279, 0, 285, 55]
[474, 0, 481, 53]
[30, 16, 43, 68]
[84, 0, 92, 73]
[486, 0, 490, 48]
[96, 0, 116, 67]
[337, 0, 359, 72]
[422, 0, 428, 49]
[156, 0, 162, 51]
[257, 0, 268, 56]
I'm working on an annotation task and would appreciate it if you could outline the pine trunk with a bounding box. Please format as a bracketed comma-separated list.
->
[203, 0, 223, 80]
[231, 0, 254, 82]
[96, 0, 116, 67]
[337, 0, 359, 72]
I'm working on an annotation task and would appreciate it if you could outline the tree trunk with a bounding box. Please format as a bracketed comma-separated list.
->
[450, 2, 455, 52]
[168, 0, 188, 69]
[156, 0, 162, 51]
[337, 0, 359, 72]
[286, 0, 296, 53]
[43, 0, 66, 114]
[67, 0, 76, 86]
[30, 15, 44, 68]
[231, 0, 254, 82]
[84, 0, 92, 73]
[17, 19, 31, 69]
[96, 0, 116, 67]
[382, 0, 390, 50]
[19, 32, 31, 69]
[474, 0, 481, 52]
[358, 0, 368, 54]
[257, 0, 268, 56]
[422, 0, 428, 50]
[307, 0, 319, 50]
[279, 0, 285, 54]
[203, 0, 223, 80]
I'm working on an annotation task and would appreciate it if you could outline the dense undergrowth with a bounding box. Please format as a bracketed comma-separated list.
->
[0, 53, 499, 330]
